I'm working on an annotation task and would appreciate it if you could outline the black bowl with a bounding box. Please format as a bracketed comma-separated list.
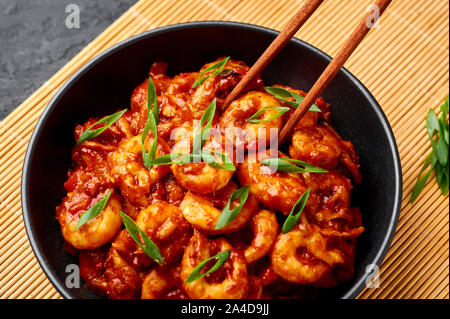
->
[21, 21, 402, 299]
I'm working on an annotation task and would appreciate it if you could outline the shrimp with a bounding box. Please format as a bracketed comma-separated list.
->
[170, 134, 235, 194]
[247, 256, 279, 286]
[130, 62, 172, 112]
[107, 135, 171, 208]
[189, 58, 260, 118]
[181, 231, 249, 299]
[219, 91, 285, 150]
[304, 171, 364, 239]
[112, 201, 192, 268]
[237, 150, 309, 214]
[239, 210, 278, 264]
[163, 174, 187, 206]
[105, 247, 142, 299]
[179, 182, 258, 235]
[270, 225, 345, 284]
[57, 189, 123, 250]
[141, 265, 182, 299]
[79, 247, 108, 296]
[289, 125, 362, 182]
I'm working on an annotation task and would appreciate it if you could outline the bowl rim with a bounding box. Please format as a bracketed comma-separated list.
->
[21, 20, 402, 300]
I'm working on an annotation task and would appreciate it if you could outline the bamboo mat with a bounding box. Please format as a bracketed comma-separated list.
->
[0, 0, 448, 299]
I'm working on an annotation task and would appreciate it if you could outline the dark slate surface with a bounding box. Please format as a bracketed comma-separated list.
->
[0, 0, 137, 120]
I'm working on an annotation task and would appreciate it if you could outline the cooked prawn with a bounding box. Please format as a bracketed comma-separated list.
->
[170, 134, 235, 194]
[219, 91, 285, 150]
[141, 265, 182, 299]
[108, 135, 171, 208]
[181, 231, 249, 299]
[179, 182, 258, 235]
[79, 247, 108, 296]
[105, 247, 142, 299]
[271, 225, 344, 284]
[242, 210, 278, 264]
[237, 150, 309, 214]
[304, 171, 364, 238]
[57, 189, 122, 250]
[289, 125, 362, 182]
[112, 201, 191, 269]
[189, 58, 260, 118]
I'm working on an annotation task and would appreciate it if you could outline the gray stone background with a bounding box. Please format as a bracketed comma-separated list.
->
[0, 0, 137, 120]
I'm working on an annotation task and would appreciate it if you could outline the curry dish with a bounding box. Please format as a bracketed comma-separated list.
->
[56, 58, 364, 299]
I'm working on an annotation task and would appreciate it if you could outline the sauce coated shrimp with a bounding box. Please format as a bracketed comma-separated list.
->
[179, 182, 258, 235]
[141, 265, 182, 299]
[112, 201, 192, 268]
[105, 247, 142, 299]
[237, 150, 309, 214]
[289, 125, 362, 182]
[171, 135, 235, 194]
[181, 231, 249, 299]
[219, 91, 284, 150]
[57, 189, 122, 250]
[189, 58, 260, 118]
[242, 210, 278, 264]
[108, 135, 171, 209]
[79, 248, 108, 296]
[305, 171, 364, 238]
[57, 58, 365, 299]
[271, 225, 345, 284]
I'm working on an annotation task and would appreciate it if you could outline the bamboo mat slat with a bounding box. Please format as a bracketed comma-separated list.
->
[0, 0, 448, 299]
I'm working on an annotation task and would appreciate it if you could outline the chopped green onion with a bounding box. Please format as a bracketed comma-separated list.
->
[119, 211, 165, 265]
[148, 151, 235, 171]
[260, 157, 328, 173]
[411, 96, 449, 202]
[75, 191, 112, 231]
[215, 186, 249, 230]
[147, 76, 159, 125]
[185, 250, 231, 283]
[282, 189, 310, 233]
[192, 57, 230, 88]
[76, 109, 127, 145]
[192, 98, 216, 154]
[248, 106, 291, 123]
[141, 112, 158, 170]
[265, 86, 321, 112]
[200, 150, 236, 171]
[142, 77, 160, 170]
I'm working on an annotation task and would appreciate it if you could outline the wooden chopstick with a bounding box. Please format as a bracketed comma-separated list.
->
[278, 0, 392, 144]
[222, 0, 325, 108]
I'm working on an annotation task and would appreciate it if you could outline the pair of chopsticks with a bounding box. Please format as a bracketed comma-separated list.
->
[224, 0, 392, 144]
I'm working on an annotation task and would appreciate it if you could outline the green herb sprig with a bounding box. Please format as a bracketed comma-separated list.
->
[76, 109, 127, 145]
[142, 77, 159, 170]
[185, 250, 231, 283]
[410, 96, 449, 203]
[192, 57, 230, 88]
[260, 157, 328, 173]
[119, 211, 165, 265]
[248, 106, 291, 123]
[215, 186, 250, 230]
[148, 98, 235, 171]
[75, 191, 112, 231]
[193, 98, 216, 155]
[282, 189, 310, 233]
[265, 86, 321, 112]
[147, 151, 236, 171]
